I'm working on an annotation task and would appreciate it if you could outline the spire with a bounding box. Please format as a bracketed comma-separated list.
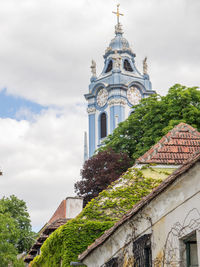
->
[112, 4, 124, 25]
[84, 131, 88, 162]
[112, 4, 124, 36]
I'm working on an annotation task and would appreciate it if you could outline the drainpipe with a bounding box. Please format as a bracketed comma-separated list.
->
[70, 262, 87, 266]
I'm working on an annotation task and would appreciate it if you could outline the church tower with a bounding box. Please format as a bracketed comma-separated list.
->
[85, 5, 156, 157]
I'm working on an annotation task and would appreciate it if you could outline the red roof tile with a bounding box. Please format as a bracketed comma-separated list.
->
[137, 123, 200, 165]
[48, 199, 66, 224]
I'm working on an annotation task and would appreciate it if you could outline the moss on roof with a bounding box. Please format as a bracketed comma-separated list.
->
[30, 166, 169, 267]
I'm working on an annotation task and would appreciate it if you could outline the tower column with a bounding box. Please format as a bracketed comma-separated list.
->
[109, 99, 126, 133]
[87, 107, 96, 157]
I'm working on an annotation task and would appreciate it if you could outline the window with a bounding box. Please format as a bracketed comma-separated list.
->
[105, 60, 113, 73]
[105, 257, 118, 267]
[124, 59, 133, 72]
[100, 113, 107, 138]
[133, 234, 152, 267]
[184, 233, 198, 267]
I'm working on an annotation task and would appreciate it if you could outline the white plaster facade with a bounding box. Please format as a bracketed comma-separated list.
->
[80, 157, 200, 267]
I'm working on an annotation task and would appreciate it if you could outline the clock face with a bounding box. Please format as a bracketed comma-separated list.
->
[97, 89, 108, 107]
[127, 86, 142, 105]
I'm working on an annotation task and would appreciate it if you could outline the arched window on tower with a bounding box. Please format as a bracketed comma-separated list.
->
[124, 59, 133, 72]
[105, 60, 113, 73]
[100, 113, 107, 138]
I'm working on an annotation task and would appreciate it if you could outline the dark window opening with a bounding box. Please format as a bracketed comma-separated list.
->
[133, 234, 152, 267]
[184, 233, 198, 267]
[105, 257, 118, 267]
[105, 60, 113, 73]
[100, 113, 107, 138]
[124, 59, 133, 72]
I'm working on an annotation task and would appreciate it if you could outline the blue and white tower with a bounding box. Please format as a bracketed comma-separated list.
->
[85, 6, 156, 157]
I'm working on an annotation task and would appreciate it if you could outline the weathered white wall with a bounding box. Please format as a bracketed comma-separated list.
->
[82, 161, 200, 267]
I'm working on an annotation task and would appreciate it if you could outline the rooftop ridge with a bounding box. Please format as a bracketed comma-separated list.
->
[136, 123, 200, 165]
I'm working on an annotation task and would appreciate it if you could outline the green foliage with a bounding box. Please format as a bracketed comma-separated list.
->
[78, 168, 162, 222]
[0, 195, 34, 253]
[31, 167, 163, 267]
[31, 220, 113, 267]
[0, 213, 20, 267]
[0, 195, 34, 266]
[101, 84, 200, 159]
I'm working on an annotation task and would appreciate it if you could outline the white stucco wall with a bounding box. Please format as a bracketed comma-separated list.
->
[66, 197, 83, 220]
[82, 161, 200, 267]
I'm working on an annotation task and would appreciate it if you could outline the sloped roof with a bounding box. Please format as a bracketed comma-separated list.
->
[79, 151, 200, 261]
[48, 199, 66, 224]
[136, 123, 200, 165]
[24, 218, 67, 263]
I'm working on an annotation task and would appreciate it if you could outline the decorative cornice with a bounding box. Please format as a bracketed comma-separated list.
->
[87, 107, 96, 114]
[105, 47, 112, 54]
[108, 98, 127, 106]
[115, 23, 123, 35]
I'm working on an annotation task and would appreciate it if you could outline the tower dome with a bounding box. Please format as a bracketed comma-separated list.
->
[109, 24, 130, 50]
[109, 35, 130, 50]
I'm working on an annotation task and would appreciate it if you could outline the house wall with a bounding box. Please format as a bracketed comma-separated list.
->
[82, 162, 200, 267]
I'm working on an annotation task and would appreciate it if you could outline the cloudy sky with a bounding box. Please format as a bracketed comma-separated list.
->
[0, 0, 199, 231]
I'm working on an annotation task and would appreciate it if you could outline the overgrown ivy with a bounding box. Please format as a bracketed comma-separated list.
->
[31, 220, 113, 267]
[31, 167, 166, 267]
[78, 168, 162, 222]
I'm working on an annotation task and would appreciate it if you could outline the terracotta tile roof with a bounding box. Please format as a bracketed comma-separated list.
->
[43, 218, 68, 234]
[24, 254, 34, 263]
[24, 218, 67, 263]
[48, 199, 66, 224]
[79, 151, 200, 261]
[29, 249, 38, 255]
[137, 123, 200, 165]
[32, 241, 42, 249]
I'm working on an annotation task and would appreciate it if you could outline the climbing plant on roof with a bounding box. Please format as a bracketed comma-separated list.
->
[30, 167, 165, 267]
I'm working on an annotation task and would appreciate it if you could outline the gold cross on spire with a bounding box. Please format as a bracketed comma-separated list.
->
[112, 4, 124, 25]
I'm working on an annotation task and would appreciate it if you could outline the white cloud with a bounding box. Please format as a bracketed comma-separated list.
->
[0, 106, 87, 231]
[0, 0, 198, 106]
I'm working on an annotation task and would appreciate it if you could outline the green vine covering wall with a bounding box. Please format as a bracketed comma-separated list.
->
[31, 167, 172, 267]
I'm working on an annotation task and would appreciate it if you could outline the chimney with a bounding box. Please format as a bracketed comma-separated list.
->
[48, 197, 83, 224]
[66, 197, 83, 219]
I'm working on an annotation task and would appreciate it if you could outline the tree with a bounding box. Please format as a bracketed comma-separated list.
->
[0, 211, 21, 267]
[101, 84, 200, 160]
[75, 149, 132, 204]
[0, 195, 34, 266]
